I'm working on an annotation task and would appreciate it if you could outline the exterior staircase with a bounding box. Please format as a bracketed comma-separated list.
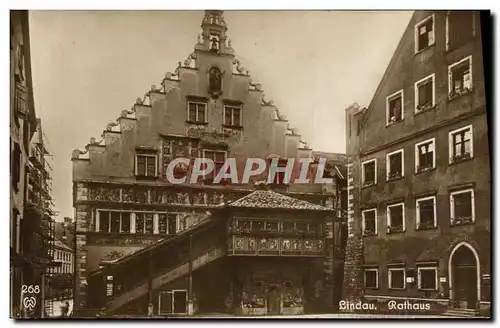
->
[107, 247, 225, 312]
[442, 308, 479, 318]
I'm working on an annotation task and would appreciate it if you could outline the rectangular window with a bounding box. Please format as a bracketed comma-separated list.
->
[415, 138, 435, 172]
[269, 158, 288, 185]
[449, 125, 473, 163]
[386, 90, 404, 124]
[188, 101, 207, 123]
[136, 154, 157, 177]
[448, 56, 473, 98]
[98, 211, 131, 233]
[362, 159, 376, 186]
[121, 212, 131, 233]
[447, 11, 475, 50]
[135, 213, 154, 234]
[450, 189, 475, 225]
[223, 105, 242, 127]
[416, 196, 436, 230]
[386, 149, 404, 180]
[415, 74, 435, 112]
[388, 268, 406, 289]
[203, 150, 227, 181]
[99, 211, 110, 233]
[11, 142, 21, 192]
[415, 15, 435, 52]
[418, 267, 438, 290]
[159, 214, 168, 234]
[387, 203, 405, 233]
[364, 268, 378, 288]
[110, 211, 121, 233]
[167, 214, 177, 234]
[362, 209, 377, 236]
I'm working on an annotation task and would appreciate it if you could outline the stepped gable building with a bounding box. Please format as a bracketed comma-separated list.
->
[344, 11, 490, 314]
[72, 11, 347, 317]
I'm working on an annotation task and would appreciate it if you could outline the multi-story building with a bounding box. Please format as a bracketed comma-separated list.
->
[53, 240, 74, 275]
[344, 11, 490, 315]
[10, 10, 55, 318]
[71, 11, 347, 317]
[24, 118, 56, 317]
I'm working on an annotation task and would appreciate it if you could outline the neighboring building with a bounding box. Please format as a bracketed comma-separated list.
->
[71, 11, 347, 316]
[53, 240, 74, 275]
[54, 217, 76, 250]
[344, 11, 490, 314]
[10, 10, 55, 319]
[24, 118, 57, 317]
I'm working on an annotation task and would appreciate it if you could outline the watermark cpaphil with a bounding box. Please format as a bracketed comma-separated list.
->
[163, 157, 334, 185]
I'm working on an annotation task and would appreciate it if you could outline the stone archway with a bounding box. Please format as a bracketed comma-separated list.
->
[448, 242, 480, 309]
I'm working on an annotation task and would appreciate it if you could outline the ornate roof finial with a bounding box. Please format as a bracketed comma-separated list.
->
[199, 10, 229, 53]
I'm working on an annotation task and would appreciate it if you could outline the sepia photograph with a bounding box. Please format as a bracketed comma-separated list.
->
[9, 8, 492, 321]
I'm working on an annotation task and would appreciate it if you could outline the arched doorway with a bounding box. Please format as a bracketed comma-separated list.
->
[448, 242, 480, 309]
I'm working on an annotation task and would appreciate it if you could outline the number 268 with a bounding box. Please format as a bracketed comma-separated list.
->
[22, 285, 40, 294]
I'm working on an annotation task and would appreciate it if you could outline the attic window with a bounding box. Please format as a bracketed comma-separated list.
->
[135, 153, 157, 178]
[386, 90, 403, 125]
[415, 15, 435, 53]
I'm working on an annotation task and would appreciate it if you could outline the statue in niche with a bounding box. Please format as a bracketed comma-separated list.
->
[208, 66, 223, 99]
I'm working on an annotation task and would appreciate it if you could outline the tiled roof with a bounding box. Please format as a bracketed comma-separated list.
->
[54, 239, 73, 252]
[228, 190, 332, 211]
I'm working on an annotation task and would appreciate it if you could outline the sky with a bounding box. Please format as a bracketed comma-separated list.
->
[28, 10, 413, 221]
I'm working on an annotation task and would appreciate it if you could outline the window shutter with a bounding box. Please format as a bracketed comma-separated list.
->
[428, 27, 435, 45]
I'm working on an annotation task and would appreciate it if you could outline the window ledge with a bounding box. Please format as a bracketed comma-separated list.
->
[414, 43, 435, 56]
[449, 155, 473, 166]
[362, 182, 376, 189]
[415, 167, 436, 175]
[388, 287, 407, 291]
[185, 120, 208, 126]
[387, 175, 403, 182]
[450, 219, 475, 227]
[363, 287, 380, 290]
[221, 124, 243, 130]
[416, 225, 438, 231]
[135, 175, 158, 181]
[448, 89, 473, 102]
[385, 119, 404, 127]
[387, 228, 405, 234]
[362, 232, 377, 238]
[415, 105, 436, 116]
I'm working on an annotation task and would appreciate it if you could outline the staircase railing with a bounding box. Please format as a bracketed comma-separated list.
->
[107, 247, 225, 312]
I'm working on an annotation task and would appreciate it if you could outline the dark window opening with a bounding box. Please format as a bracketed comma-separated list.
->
[388, 95, 402, 123]
[417, 17, 434, 51]
[418, 198, 435, 229]
[448, 11, 475, 50]
[417, 141, 434, 171]
[188, 102, 206, 123]
[364, 269, 377, 288]
[204, 150, 226, 183]
[363, 161, 375, 185]
[452, 191, 473, 224]
[450, 60, 472, 97]
[451, 128, 472, 161]
[417, 79, 433, 109]
[419, 269, 436, 290]
[121, 212, 131, 233]
[224, 106, 242, 127]
[363, 210, 376, 235]
[99, 211, 110, 233]
[388, 152, 402, 179]
[390, 269, 405, 289]
[388, 205, 404, 233]
[11, 142, 21, 192]
[136, 155, 157, 177]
